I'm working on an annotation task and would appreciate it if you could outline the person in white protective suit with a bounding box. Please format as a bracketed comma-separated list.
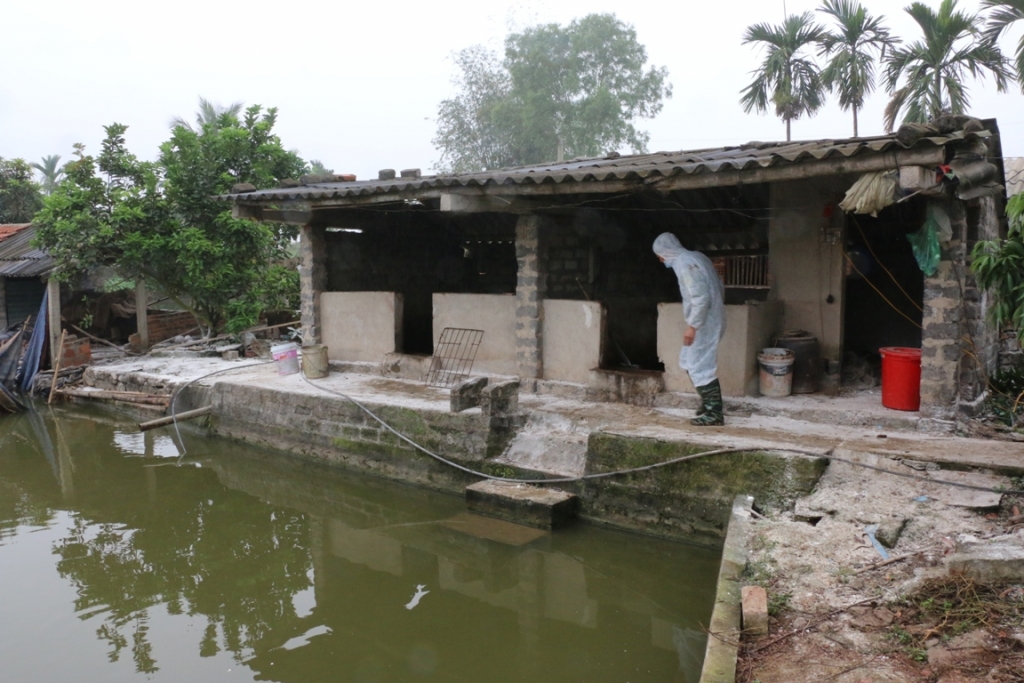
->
[652, 232, 726, 426]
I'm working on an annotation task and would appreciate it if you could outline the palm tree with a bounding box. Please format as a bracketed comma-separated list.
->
[883, 0, 1011, 132]
[170, 96, 244, 132]
[31, 154, 64, 195]
[982, 0, 1024, 92]
[818, 0, 898, 137]
[740, 12, 829, 141]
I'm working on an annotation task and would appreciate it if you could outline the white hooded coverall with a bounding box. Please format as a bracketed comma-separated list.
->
[653, 232, 725, 388]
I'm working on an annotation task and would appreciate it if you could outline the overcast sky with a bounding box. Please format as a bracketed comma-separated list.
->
[2, 0, 1021, 181]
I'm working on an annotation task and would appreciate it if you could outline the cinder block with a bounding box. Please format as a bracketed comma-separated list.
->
[741, 585, 769, 635]
[482, 379, 519, 418]
[451, 376, 488, 412]
[465, 480, 579, 529]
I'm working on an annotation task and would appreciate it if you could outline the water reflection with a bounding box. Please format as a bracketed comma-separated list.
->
[0, 406, 719, 683]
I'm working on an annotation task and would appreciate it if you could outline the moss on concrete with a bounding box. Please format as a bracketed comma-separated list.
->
[588, 432, 827, 513]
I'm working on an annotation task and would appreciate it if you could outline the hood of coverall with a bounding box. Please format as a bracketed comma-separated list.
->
[652, 232, 686, 266]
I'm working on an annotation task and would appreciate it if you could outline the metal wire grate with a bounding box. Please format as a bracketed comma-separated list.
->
[426, 328, 484, 388]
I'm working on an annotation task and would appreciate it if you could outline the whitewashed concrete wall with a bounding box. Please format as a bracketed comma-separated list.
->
[542, 300, 605, 384]
[658, 301, 782, 396]
[321, 291, 403, 362]
[768, 181, 845, 361]
[432, 293, 517, 376]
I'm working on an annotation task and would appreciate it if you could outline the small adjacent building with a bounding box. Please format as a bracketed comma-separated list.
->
[223, 118, 1008, 425]
[0, 223, 55, 331]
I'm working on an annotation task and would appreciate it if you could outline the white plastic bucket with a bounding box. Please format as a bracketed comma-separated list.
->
[757, 347, 795, 397]
[271, 342, 300, 376]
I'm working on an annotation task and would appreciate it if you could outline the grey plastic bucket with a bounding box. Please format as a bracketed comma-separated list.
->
[758, 347, 795, 397]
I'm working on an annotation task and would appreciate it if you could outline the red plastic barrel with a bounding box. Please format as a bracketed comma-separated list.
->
[879, 347, 922, 411]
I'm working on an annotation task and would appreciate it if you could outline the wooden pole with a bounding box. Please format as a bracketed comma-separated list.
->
[46, 278, 62, 369]
[138, 405, 213, 432]
[135, 279, 149, 351]
[47, 329, 67, 405]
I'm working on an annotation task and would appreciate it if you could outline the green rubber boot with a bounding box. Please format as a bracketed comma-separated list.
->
[691, 379, 723, 426]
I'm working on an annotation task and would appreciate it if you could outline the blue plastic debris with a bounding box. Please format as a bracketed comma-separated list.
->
[914, 496, 929, 503]
[864, 524, 889, 560]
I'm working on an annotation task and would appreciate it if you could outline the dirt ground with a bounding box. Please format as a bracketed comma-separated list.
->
[735, 447, 1024, 683]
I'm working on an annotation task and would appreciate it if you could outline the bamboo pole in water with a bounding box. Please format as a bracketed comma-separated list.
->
[138, 405, 213, 432]
[48, 330, 68, 405]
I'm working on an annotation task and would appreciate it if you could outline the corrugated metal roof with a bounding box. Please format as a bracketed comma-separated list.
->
[220, 130, 990, 204]
[0, 225, 55, 278]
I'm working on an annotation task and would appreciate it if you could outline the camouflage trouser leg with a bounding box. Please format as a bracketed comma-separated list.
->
[691, 379, 723, 426]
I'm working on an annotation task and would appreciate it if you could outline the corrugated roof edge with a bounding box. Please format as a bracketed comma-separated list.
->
[217, 129, 992, 203]
[0, 224, 55, 278]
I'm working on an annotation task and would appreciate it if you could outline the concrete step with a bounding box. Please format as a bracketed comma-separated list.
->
[465, 480, 579, 530]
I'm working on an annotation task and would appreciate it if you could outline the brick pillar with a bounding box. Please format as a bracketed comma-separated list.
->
[515, 215, 547, 379]
[919, 200, 968, 422]
[299, 223, 327, 346]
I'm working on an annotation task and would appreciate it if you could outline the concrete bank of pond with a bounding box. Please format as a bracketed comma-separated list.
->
[80, 358, 830, 547]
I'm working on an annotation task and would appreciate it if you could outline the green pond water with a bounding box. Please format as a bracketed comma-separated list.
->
[0, 404, 721, 682]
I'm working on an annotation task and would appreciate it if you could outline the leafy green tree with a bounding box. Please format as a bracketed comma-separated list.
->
[433, 14, 671, 172]
[818, 0, 898, 137]
[972, 193, 1024, 343]
[982, 0, 1024, 92]
[883, 0, 1012, 132]
[0, 157, 44, 223]
[170, 96, 244, 132]
[740, 12, 829, 141]
[35, 107, 305, 335]
[433, 45, 517, 173]
[159, 106, 305, 332]
[31, 154, 65, 195]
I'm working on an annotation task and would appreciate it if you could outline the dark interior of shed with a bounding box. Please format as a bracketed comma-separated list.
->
[842, 198, 925, 377]
[323, 209, 517, 355]
[549, 184, 771, 371]
[319, 182, 770, 370]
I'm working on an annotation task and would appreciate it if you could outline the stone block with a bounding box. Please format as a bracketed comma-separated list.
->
[400, 168, 421, 178]
[451, 376, 488, 412]
[741, 585, 769, 635]
[945, 534, 1024, 582]
[482, 379, 519, 418]
[378, 169, 396, 180]
[465, 480, 579, 530]
[586, 368, 664, 407]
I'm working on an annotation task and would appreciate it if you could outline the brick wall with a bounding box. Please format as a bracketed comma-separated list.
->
[60, 334, 92, 368]
[147, 311, 198, 344]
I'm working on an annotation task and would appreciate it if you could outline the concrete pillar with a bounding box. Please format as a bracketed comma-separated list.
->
[135, 279, 149, 351]
[46, 277, 61, 368]
[514, 215, 547, 379]
[300, 223, 327, 346]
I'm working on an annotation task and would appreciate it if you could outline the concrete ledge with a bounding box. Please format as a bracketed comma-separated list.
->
[465, 480, 579, 530]
[700, 495, 754, 683]
[582, 433, 828, 541]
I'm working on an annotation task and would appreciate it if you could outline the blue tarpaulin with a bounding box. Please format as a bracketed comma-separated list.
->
[18, 290, 47, 391]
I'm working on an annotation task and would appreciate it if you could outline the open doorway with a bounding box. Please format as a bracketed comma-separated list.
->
[842, 198, 925, 386]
